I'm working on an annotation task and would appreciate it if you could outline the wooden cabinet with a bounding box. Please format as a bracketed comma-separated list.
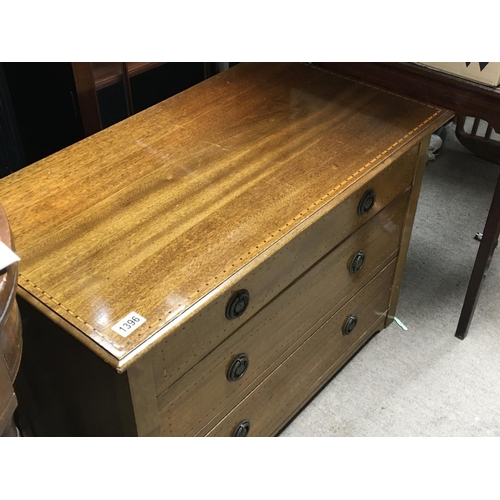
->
[0, 62, 452, 436]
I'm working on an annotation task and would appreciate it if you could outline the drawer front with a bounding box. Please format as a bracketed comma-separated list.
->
[205, 259, 396, 437]
[156, 193, 408, 436]
[152, 145, 418, 393]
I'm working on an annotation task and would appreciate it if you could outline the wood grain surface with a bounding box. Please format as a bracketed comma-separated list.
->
[0, 63, 452, 368]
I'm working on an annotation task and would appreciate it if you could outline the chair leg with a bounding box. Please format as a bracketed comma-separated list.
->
[456, 171, 500, 339]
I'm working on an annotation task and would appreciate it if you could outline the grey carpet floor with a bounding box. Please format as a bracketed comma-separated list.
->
[279, 123, 500, 437]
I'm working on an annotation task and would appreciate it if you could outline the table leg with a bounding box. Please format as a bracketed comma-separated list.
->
[456, 171, 500, 339]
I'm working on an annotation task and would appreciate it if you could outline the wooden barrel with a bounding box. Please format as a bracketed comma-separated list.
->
[0, 204, 22, 437]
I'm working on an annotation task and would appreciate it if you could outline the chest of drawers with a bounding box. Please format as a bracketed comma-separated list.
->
[0, 63, 452, 436]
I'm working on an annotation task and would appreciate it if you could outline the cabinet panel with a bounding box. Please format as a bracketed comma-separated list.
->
[156, 192, 408, 435]
[205, 260, 396, 437]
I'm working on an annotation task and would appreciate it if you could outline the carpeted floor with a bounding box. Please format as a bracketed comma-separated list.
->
[279, 123, 500, 437]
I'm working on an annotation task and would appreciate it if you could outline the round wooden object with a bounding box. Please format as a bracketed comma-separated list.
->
[0, 204, 22, 436]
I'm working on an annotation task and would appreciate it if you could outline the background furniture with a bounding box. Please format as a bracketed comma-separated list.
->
[0, 63, 451, 436]
[71, 63, 212, 136]
[455, 116, 500, 165]
[317, 62, 500, 340]
[1, 63, 83, 169]
[0, 205, 22, 437]
[0, 63, 214, 174]
[0, 65, 25, 178]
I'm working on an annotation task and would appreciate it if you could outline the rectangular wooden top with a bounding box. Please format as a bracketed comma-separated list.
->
[0, 63, 452, 368]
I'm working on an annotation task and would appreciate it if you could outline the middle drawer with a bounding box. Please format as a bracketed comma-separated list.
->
[156, 190, 409, 436]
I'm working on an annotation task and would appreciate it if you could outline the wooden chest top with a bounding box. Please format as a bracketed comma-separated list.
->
[0, 63, 450, 368]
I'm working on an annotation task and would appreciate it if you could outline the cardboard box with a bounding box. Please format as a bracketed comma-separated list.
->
[419, 62, 500, 87]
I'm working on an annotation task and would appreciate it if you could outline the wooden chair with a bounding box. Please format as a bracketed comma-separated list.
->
[71, 63, 217, 137]
[72, 63, 165, 137]
[455, 116, 500, 164]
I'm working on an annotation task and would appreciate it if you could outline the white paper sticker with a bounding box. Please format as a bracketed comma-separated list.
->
[0, 241, 20, 270]
[111, 312, 146, 337]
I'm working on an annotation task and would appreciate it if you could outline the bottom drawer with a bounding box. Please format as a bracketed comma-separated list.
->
[205, 259, 397, 437]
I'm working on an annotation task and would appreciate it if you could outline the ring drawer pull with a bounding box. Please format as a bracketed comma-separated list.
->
[227, 353, 249, 381]
[357, 189, 376, 216]
[343, 314, 358, 335]
[349, 251, 365, 275]
[226, 289, 250, 320]
[232, 419, 251, 437]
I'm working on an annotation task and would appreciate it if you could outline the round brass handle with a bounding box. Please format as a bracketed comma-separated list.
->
[226, 289, 250, 320]
[227, 353, 249, 382]
[232, 420, 251, 437]
[349, 251, 365, 275]
[343, 314, 358, 335]
[357, 189, 376, 216]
